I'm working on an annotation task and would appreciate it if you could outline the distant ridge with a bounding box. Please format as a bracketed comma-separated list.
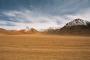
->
[0, 28, 38, 35]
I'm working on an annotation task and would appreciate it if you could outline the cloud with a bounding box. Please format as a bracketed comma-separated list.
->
[66, 8, 90, 21]
[0, 20, 16, 26]
[2, 10, 32, 23]
[0, 0, 89, 15]
[2, 9, 67, 23]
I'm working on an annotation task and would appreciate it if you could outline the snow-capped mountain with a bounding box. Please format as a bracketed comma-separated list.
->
[46, 18, 90, 35]
[65, 18, 90, 27]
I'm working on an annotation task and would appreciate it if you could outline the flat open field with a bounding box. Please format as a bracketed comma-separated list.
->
[0, 34, 90, 60]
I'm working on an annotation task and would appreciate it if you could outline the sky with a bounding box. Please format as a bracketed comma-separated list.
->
[0, 0, 90, 30]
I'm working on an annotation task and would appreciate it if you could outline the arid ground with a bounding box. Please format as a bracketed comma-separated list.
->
[0, 34, 90, 60]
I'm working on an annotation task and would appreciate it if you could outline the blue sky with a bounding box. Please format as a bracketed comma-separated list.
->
[0, 0, 90, 30]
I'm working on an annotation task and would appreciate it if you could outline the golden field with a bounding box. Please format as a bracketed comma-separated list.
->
[0, 34, 90, 60]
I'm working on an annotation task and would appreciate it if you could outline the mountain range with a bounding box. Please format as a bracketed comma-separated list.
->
[0, 18, 90, 35]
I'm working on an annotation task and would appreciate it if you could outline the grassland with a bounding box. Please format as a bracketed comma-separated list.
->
[0, 34, 90, 60]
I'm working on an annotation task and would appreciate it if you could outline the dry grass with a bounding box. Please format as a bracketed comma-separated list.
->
[0, 34, 90, 60]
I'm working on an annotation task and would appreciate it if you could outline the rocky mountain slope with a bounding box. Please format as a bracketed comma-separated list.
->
[46, 18, 90, 35]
